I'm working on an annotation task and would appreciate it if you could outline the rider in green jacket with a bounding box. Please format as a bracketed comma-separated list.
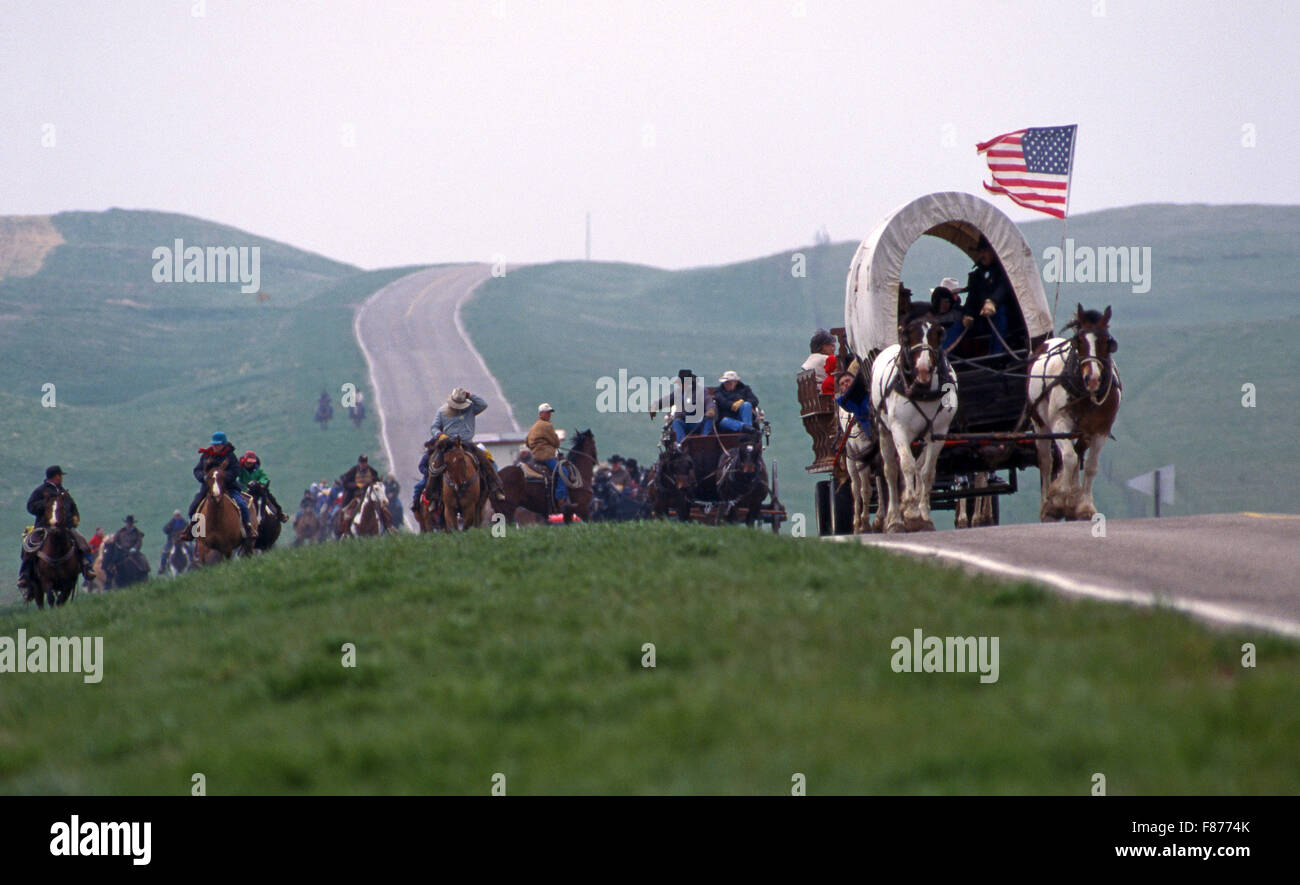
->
[238, 451, 289, 523]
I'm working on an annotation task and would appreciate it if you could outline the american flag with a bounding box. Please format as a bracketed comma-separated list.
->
[976, 125, 1077, 219]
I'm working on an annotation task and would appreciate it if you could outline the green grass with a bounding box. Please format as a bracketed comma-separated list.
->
[0, 209, 426, 574]
[462, 204, 1300, 526]
[1, 523, 1296, 795]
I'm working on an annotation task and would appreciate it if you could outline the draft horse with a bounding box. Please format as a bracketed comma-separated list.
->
[870, 317, 958, 533]
[1027, 304, 1121, 521]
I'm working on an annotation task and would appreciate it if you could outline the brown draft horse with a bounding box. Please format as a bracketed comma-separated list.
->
[440, 439, 486, 530]
[28, 489, 82, 608]
[193, 467, 247, 564]
[497, 429, 597, 524]
[1027, 304, 1122, 521]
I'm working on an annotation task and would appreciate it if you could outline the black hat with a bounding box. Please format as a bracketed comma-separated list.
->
[125, 515, 135, 524]
[358, 454, 369, 462]
[609, 454, 624, 463]
[624, 458, 638, 472]
[45, 465, 65, 479]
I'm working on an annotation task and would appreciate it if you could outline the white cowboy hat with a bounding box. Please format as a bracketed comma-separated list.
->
[446, 387, 471, 409]
[931, 277, 962, 295]
[538, 402, 554, 413]
[718, 370, 741, 383]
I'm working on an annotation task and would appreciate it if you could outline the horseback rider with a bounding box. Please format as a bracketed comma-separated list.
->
[160, 509, 188, 571]
[338, 455, 380, 511]
[17, 466, 97, 591]
[650, 369, 716, 446]
[113, 515, 144, 552]
[383, 474, 403, 528]
[415, 387, 506, 511]
[714, 370, 760, 434]
[181, 432, 253, 540]
[238, 451, 290, 524]
[525, 403, 567, 505]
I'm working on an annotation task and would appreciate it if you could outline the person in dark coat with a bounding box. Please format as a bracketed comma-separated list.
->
[17, 465, 96, 590]
[946, 235, 1023, 354]
[182, 431, 251, 539]
[339, 455, 380, 508]
[714, 370, 760, 433]
[160, 510, 188, 571]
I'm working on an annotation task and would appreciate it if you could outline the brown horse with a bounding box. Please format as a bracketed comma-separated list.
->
[193, 468, 247, 564]
[27, 489, 82, 608]
[335, 480, 392, 537]
[440, 439, 485, 530]
[498, 429, 597, 524]
[292, 499, 326, 546]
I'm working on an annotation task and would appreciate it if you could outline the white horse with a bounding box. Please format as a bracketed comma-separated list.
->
[1027, 304, 1121, 521]
[870, 318, 957, 533]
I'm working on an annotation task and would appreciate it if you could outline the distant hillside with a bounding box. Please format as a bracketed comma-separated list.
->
[463, 203, 1300, 526]
[0, 209, 422, 575]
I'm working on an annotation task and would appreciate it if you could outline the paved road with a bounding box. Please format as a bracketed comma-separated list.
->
[354, 264, 519, 528]
[836, 513, 1300, 638]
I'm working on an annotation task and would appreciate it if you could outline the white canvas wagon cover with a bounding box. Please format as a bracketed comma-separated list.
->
[845, 191, 1052, 356]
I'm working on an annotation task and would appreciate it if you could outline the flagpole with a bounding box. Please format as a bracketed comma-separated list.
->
[1050, 125, 1079, 332]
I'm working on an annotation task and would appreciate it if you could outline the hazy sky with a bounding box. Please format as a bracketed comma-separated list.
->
[4, 0, 1296, 270]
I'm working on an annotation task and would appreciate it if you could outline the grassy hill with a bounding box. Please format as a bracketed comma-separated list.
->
[0, 209, 423, 581]
[462, 204, 1300, 526]
[2, 524, 1296, 795]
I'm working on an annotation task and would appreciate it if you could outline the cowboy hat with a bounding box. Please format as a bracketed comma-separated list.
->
[446, 388, 471, 409]
[718, 370, 741, 383]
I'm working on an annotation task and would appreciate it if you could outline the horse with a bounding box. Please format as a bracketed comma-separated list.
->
[339, 480, 393, 537]
[348, 399, 366, 429]
[1027, 304, 1121, 521]
[102, 539, 150, 589]
[439, 439, 485, 530]
[26, 489, 82, 608]
[165, 540, 194, 576]
[717, 435, 768, 526]
[498, 429, 598, 524]
[193, 467, 247, 564]
[314, 398, 333, 430]
[870, 317, 958, 533]
[248, 491, 282, 551]
[838, 405, 886, 534]
[954, 473, 995, 529]
[293, 496, 326, 546]
[651, 447, 697, 521]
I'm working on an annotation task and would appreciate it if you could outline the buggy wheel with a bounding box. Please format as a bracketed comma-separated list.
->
[815, 480, 831, 536]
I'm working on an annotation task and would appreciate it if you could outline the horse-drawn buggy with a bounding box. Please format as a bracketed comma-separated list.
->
[650, 376, 787, 532]
[803, 191, 1119, 534]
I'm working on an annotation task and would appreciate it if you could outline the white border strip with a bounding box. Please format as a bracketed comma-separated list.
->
[452, 269, 521, 434]
[835, 537, 1300, 640]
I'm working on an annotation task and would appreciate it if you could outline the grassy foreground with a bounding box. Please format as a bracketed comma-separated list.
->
[1, 522, 1297, 795]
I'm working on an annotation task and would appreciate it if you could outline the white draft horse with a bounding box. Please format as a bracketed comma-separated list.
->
[870, 317, 957, 533]
[1027, 304, 1121, 521]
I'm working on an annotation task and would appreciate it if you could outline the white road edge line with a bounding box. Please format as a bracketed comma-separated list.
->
[452, 269, 521, 434]
[354, 268, 424, 531]
[832, 537, 1300, 640]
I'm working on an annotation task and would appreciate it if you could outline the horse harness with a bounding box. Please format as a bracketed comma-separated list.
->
[1025, 339, 1121, 426]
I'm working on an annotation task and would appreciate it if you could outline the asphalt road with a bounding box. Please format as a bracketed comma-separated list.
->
[838, 513, 1300, 638]
[354, 264, 519, 527]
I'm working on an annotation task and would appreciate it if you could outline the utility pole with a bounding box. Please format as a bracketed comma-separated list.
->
[585, 212, 591, 261]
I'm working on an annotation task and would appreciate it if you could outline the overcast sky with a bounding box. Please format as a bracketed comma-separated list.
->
[4, 0, 1296, 270]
